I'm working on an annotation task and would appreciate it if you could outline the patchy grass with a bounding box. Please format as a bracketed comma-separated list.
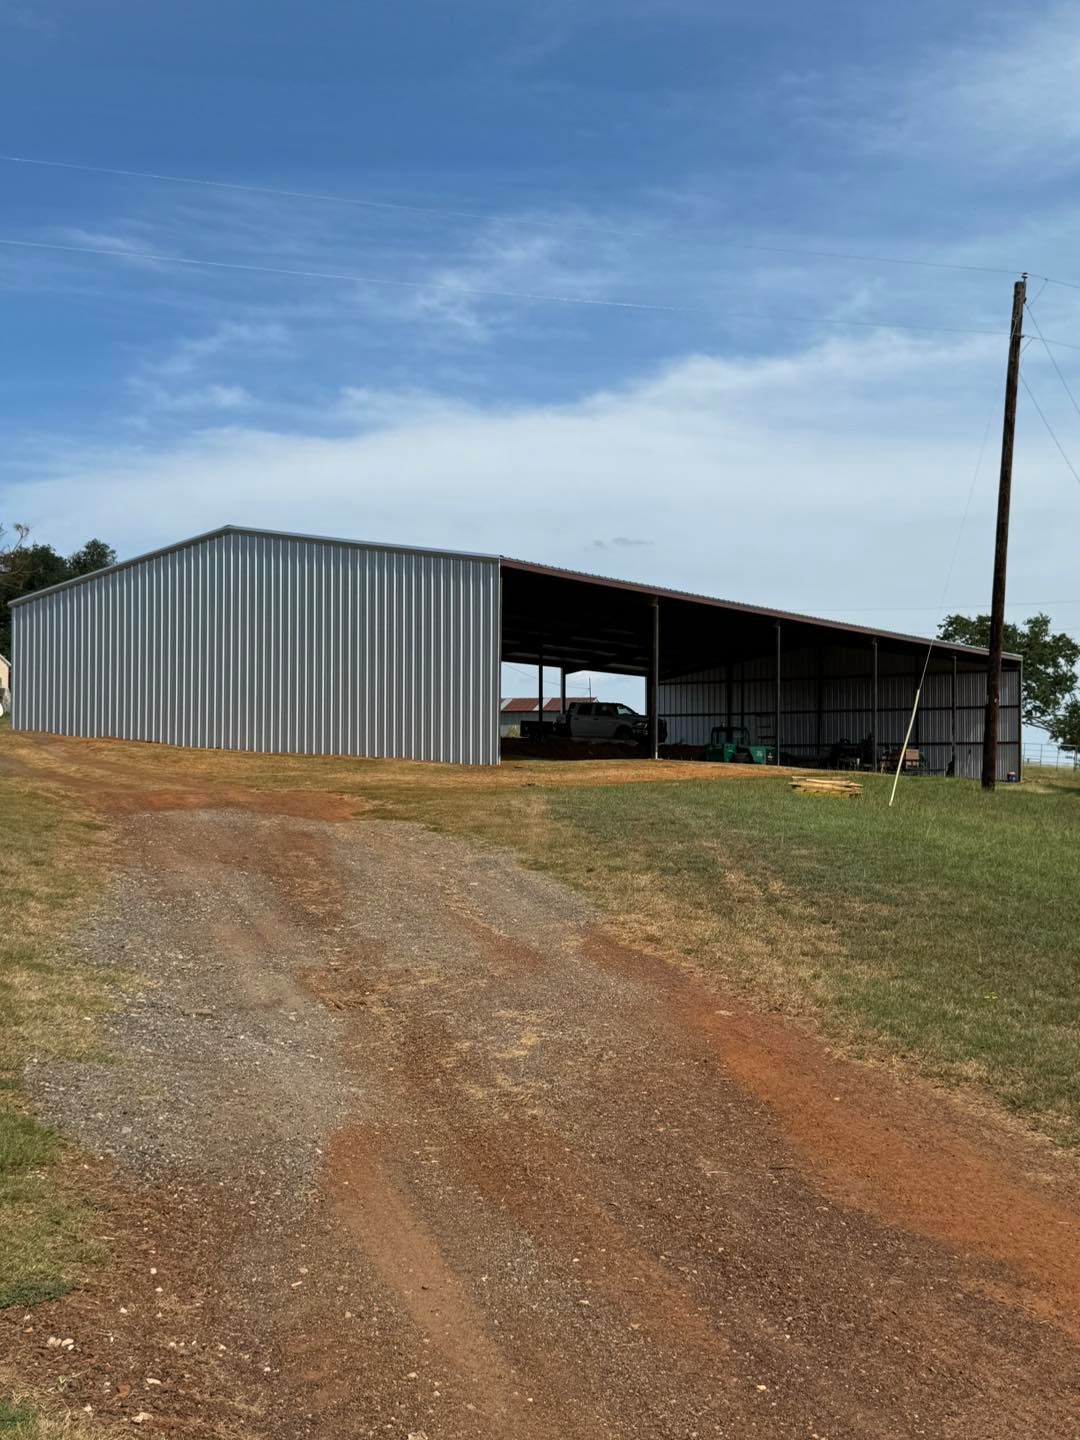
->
[443, 769, 1080, 1142]
[0, 1396, 104, 1437]
[0, 771, 111, 1312]
[1019, 762, 1080, 796]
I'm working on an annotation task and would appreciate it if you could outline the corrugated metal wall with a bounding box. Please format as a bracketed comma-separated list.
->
[13, 529, 501, 765]
[660, 645, 1021, 780]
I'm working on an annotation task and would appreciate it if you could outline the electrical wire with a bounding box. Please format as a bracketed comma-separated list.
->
[1027, 276, 1050, 309]
[1020, 373, 1080, 487]
[0, 236, 682, 313]
[1024, 301, 1080, 423]
[0, 154, 641, 234]
[888, 335, 1016, 804]
[0, 153, 1049, 281]
[0, 234, 1065, 344]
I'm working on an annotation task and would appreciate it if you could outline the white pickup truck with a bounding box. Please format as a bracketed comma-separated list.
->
[521, 701, 666, 744]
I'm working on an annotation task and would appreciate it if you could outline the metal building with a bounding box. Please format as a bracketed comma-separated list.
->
[12, 524, 1021, 777]
[12, 527, 501, 765]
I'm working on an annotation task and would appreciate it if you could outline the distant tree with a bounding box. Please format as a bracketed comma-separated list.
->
[0, 526, 117, 657]
[1055, 699, 1080, 754]
[938, 612, 1080, 737]
[67, 538, 116, 577]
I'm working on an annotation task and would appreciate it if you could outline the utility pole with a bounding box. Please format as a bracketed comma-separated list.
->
[982, 273, 1026, 791]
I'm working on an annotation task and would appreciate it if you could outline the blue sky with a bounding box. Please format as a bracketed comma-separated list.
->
[2, 1, 1080, 715]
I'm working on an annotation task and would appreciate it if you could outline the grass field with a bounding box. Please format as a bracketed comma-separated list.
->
[541, 769, 1079, 1139]
[0, 771, 110, 1315]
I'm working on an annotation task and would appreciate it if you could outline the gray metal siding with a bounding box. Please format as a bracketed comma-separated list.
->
[13, 531, 500, 765]
[660, 648, 1021, 780]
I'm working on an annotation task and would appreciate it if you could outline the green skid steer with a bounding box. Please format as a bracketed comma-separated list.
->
[702, 724, 774, 765]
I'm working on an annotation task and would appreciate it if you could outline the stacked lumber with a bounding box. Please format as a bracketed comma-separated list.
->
[789, 775, 862, 798]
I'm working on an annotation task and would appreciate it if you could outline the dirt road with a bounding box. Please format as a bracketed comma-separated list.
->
[6, 774, 1080, 1437]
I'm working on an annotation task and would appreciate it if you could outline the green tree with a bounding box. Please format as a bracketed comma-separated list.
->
[938, 612, 1080, 736]
[67, 538, 116, 577]
[1055, 699, 1080, 754]
[0, 527, 117, 657]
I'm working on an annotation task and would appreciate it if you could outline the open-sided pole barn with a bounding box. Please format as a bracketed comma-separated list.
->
[12, 525, 1021, 778]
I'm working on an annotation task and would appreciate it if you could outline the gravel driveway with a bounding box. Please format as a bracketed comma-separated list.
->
[8, 800, 1080, 1438]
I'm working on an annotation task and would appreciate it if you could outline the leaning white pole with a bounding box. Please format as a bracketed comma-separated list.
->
[888, 687, 922, 808]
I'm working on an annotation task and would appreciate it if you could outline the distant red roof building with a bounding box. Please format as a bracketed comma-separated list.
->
[500, 697, 563, 714]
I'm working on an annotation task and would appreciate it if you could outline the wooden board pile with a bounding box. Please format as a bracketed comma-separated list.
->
[789, 775, 862, 799]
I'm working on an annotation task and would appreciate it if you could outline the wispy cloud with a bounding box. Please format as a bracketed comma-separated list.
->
[144, 321, 291, 379]
[863, 5, 1080, 177]
[359, 217, 652, 344]
[58, 227, 153, 254]
[120, 321, 289, 423]
[131, 382, 255, 415]
[588, 536, 654, 550]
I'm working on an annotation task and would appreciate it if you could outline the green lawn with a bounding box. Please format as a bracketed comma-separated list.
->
[391, 765, 1080, 1144]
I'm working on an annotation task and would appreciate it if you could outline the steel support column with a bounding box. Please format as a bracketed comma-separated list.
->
[774, 622, 782, 765]
[648, 597, 660, 760]
[951, 652, 958, 777]
[871, 639, 879, 770]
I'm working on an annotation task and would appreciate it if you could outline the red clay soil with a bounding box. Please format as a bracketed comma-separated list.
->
[2, 737, 1078, 1437]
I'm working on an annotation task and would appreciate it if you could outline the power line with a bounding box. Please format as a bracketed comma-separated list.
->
[1027, 276, 1050, 309]
[503, 662, 593, 686]
[0, 153, 633, 233]
[0, 152, 1049, 281]
[1025, 300, 1080, 423]
[0, 234, 1063, 344]
[1020, 373, 1080, 487]
[0, 236, 682, 313]
[932, 389, 998, 621]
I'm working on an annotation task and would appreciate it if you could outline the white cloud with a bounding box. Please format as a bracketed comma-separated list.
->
[145, 322, 291, 380]
[10, 328, 1079, 642]
[135, 383, 255, 414]
[58, 228, 151, 254]
[358, 216, 654, 343]
[122, 322, 288, 420]
[874, 6, 1080, 175]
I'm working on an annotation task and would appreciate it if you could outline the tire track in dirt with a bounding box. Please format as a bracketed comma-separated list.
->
[327, 1129, 555, 1438]
[583, 933, 1080, 1336]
